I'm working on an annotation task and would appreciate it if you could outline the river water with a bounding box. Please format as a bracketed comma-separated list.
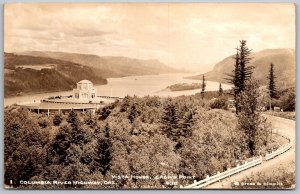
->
[4, 73, 231, 106]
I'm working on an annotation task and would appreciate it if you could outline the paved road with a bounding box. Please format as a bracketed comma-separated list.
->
[205, 115, 296, 189]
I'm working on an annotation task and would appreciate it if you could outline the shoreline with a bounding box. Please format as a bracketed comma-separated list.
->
[4, 73, 229, 106]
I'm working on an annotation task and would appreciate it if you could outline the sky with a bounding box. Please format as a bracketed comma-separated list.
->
[4, 3, 295, 71]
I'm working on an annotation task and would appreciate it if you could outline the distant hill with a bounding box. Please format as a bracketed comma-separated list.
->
[4, 53, 107, 97]
[19, 51, 182, 78]
[188, 49, 295, 89]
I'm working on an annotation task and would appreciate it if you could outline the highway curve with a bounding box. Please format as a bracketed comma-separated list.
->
[205, 114, 296, 189]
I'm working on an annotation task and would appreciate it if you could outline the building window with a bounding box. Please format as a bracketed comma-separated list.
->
[82, 93, 88, 98]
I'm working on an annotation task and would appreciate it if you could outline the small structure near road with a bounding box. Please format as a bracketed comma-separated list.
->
[227, 99, 235, 112]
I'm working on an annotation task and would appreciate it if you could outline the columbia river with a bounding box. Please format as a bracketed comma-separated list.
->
[4, 73, 231, 106]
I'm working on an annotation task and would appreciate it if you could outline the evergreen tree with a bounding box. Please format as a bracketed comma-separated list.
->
[229, 48, 241, 94]
[225, 47, 241, 113]
[99, 106, 111, 120]
[179, 109, 195, 138]
[84, 110, 95, 126]
[225, 41, 254, 114]
[267, 63, 278, 99]
[280, 89, 295, 111]
[218, 83, 223, 96]
[201, 74, 206, 99]
[161, 99, 179, 141]
[236, 79, 261, 156]
[120, 95, 131, 112]
[53, 113, 62, 126]
[93, 123, 112, 175]
[238, 40, 254, 91]
[51, 124, 73, 164]
[128, 102, 140, 123]
[67, 110, 79, 129]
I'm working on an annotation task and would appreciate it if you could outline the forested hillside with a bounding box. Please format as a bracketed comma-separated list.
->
[19, 51, 182, 78]
[5, 94, 279, 189]
[4, 53, 107, 97]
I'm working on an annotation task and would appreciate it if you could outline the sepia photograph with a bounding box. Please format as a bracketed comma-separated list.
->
[3, 2, 296, 189]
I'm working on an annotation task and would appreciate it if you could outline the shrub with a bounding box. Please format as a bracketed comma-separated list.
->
[237, 164, 295, 189]
[279, 90, 295, 111]
[210, 96, 228, 110]
[236, 79, 270, 156]
[53, 113, 63, 126]
[38, 116, 50, 128]
[4, 94, 278, 189]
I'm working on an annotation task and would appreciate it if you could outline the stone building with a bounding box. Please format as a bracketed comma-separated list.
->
[73, 80, 96, 99]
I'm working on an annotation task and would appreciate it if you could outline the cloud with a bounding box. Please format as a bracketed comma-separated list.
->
[71, 28, 111, 37]
[4, 3, 295, 70]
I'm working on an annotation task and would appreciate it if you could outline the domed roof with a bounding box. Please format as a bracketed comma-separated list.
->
[78, 80, 92, 84]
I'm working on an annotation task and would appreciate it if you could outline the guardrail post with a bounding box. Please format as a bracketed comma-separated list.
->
[182, 124, 293, 189]
[217, 171, 221, 182]
[227, 167, 231, 177]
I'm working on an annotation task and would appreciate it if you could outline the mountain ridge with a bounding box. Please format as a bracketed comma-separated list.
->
[18, 51, 182, 78]
[187, 48, 295, 89]
[4, 53, 107, 97]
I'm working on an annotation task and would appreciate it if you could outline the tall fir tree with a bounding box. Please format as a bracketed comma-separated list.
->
[128, 102, 140, 123]
[267, 63, 278, 99]
[225, 40, 255, 114]
[201, 74, 206, 99]
[161, 99, 179, 142]
[236, 79, 262, 156]
[225, 47, 241, 113]
[179, 109, 195, 138]
[53, 113, 63, 126]
[93, 123, 112, 175]
[238, 40, 254, 91]
[218, 83, 223, 96]
[67, 109, 79, 130]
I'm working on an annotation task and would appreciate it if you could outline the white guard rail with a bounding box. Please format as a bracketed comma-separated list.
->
[265, 143, 292, 161]
[184, 156, 262, 189]
[183, 128, 293, 189]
